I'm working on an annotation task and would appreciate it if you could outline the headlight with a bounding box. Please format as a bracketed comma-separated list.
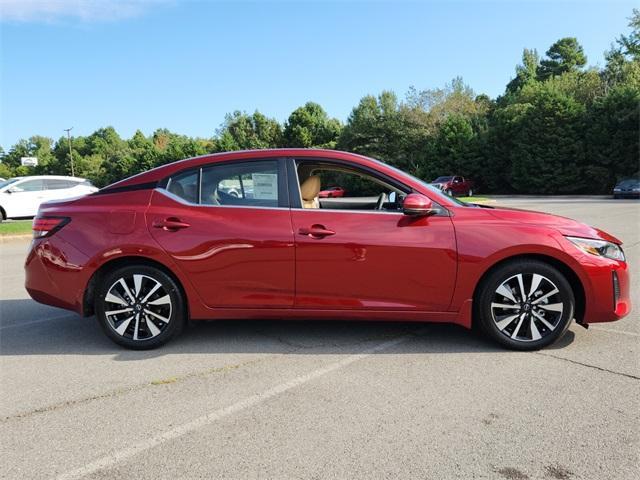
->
[565, 236, 625, 261]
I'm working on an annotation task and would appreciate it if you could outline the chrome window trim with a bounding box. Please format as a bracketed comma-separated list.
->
[291, 207, 405, 216]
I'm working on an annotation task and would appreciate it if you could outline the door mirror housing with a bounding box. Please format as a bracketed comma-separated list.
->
[7, 186, 21, 194]
[403, 193, 435, 216]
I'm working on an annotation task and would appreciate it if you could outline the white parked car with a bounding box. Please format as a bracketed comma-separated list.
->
[0, 175, 98, 221]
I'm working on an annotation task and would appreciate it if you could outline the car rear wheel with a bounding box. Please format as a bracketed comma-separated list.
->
[95, 265, 186, 349]
[477, 260, 574, 350]
[467, 188, 473, 196]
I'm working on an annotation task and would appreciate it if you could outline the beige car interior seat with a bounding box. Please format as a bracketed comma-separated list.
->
[300, 175, 321, 209]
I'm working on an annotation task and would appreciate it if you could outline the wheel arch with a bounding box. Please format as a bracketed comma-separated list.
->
[82, 255, 190, 318]
[471, 253, 586, 327]
[0, 205, 6, 220]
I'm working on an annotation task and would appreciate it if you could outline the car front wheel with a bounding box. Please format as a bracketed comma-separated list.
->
[95, 265, 186, 349]
[477, 260, 574, 350]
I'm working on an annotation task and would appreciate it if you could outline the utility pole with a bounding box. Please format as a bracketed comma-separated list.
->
[64, 127, 75, 177]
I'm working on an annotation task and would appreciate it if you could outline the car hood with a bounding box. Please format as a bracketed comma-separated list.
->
[487, 206, 622, 244]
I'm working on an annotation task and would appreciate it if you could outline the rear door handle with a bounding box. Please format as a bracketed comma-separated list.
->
[298, 224, 335, 238]
[152, 217, 190, 231]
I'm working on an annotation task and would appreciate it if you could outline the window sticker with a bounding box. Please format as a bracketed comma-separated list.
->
[252, 173, 278, 200]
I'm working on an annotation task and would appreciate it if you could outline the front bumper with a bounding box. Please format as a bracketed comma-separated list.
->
[581, 259, 631, 324]
[613, 191, 640, 198]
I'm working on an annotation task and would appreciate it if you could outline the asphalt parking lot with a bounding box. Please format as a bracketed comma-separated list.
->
[1, 197, 638, 480]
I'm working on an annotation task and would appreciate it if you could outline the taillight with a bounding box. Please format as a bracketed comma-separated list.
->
[32, 216, 70, 239]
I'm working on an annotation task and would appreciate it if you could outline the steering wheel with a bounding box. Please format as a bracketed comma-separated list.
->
[375, 192, 388, 210]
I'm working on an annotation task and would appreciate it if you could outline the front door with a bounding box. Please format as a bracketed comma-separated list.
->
[147, 159, 295, 308]
[5, 178, 47, 217]
[290, 159, 457, 311]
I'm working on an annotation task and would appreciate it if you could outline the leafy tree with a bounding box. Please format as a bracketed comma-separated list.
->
[508, 86, 587, 193]
[585, 85, 640, 191]
[617, 8, 640, 59]
[423, 114, 476, 182]
[217, 111, 282, 151]
[506, 49, 540, 94]
[282, 102, 342, 148]
[537, 37, 587, 80]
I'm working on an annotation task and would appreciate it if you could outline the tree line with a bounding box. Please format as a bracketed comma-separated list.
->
[1, 11, 638, 194]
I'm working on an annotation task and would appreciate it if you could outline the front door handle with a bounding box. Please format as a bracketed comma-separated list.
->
[152, 217, 191, 231]
[298, 224, 335, 238]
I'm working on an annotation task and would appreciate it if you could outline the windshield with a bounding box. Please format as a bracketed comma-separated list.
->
[618, 179, 639, 187]
[367, 158, 468, 206]
[0, 178, 21, 190]
[433, 176, 453, 183]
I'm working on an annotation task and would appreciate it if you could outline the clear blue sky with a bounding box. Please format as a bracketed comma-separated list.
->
[0, 0, 635, 148]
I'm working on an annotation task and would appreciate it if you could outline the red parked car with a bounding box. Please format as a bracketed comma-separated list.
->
[431, 175, 474, 197]
[319, 186, 345, 198]
[25, 149, 630, 350]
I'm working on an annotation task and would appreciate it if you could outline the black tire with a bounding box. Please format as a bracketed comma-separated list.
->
[476, 260, 574, 351]
[446, 189, 453, 196]
[467, 188, 473, 197]
[95, 265, 186, 350]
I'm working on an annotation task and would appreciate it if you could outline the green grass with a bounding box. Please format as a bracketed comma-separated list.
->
[458, 196, 492, 203]
[0, 220, 32, 236]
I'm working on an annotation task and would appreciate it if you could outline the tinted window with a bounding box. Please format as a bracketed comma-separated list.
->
[0, 178, 20, 190]
[434, 176, 452, 182]
[16, 179, 45, 192]
[618, 179, 639, 188]
[46, 179, 75, 190]
[201, 160, 280, 207]
[167, 170, 199, 203]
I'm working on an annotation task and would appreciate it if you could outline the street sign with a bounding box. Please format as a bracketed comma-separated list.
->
[21, 157, 38, 167]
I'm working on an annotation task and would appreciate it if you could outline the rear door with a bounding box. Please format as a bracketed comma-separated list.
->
[44, 178, 77, 201]
[147, 158, 295, 309]
[6, 179, 47, 217]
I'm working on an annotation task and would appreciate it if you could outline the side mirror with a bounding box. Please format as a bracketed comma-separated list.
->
[403, 193, 435, 216]
[7, 186, 20, 194]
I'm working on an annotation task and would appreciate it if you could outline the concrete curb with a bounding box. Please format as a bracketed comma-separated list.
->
[0, 234, 32, 243]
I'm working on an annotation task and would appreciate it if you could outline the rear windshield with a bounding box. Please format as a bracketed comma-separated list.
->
[433, 176, 453, 182]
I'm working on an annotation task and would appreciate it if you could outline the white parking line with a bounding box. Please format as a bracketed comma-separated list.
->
[0, 314, 75, 330]
[590, 326, 640, 337]
[54, 334, 411, 480]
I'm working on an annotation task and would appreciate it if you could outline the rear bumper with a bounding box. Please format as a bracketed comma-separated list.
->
[24, 237, 89, 315]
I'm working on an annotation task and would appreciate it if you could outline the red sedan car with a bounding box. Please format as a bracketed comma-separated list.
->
[431, 176, 474, 197]
[25, 149, 630, 350]
[319, 186, 345, 198]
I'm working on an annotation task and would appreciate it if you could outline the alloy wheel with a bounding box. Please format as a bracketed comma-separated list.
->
[103, 274, 172, 341]
[490, 273, 563, 343]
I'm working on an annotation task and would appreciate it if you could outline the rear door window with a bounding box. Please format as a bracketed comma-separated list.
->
[16, 179, 45, 192]
[46, 179, 75, 190]
[201, 160, 282, 208]
[166, 170, 199, 203]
